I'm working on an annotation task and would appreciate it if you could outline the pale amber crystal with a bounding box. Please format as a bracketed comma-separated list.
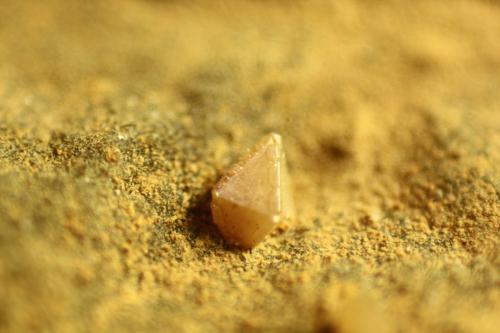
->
[211, 133, 295, 248]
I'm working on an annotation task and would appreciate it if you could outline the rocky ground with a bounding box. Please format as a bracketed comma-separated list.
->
[0, 1, 499, 332]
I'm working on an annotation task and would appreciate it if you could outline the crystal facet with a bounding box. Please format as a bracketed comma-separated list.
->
[211, 133, 295, 248]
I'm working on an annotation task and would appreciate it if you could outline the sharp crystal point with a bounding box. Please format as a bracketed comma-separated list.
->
[211, 133, 295, 248]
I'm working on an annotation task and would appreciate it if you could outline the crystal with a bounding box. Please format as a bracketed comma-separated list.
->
[211, 133, 295, 248]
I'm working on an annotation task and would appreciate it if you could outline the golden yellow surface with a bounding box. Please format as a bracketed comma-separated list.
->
[0, 1, 499, 332]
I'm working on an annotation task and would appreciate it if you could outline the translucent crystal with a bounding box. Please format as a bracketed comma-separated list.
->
[211, 133, 294, 248]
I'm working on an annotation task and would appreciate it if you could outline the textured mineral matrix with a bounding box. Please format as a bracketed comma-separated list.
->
[211, 133, 294, 248]
[1, 1, 500, 332]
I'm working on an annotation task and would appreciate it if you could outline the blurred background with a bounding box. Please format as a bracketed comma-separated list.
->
[0, 1, 499, 332]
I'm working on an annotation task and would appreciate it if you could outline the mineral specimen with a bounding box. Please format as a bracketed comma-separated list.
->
[211, 133, 295, 248]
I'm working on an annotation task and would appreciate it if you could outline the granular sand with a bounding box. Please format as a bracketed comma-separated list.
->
[0, 1, 499, 332]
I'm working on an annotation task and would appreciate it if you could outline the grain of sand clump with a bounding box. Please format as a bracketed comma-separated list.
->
[0, 1, 499, 332]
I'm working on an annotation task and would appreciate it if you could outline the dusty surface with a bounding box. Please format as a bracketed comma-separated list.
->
[0, 1, 499, 332]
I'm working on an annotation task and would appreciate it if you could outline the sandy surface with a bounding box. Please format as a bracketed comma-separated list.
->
[0, 1, 499, 332]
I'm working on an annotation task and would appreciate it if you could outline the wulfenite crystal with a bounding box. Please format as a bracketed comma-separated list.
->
[211, 133, 294, 248]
